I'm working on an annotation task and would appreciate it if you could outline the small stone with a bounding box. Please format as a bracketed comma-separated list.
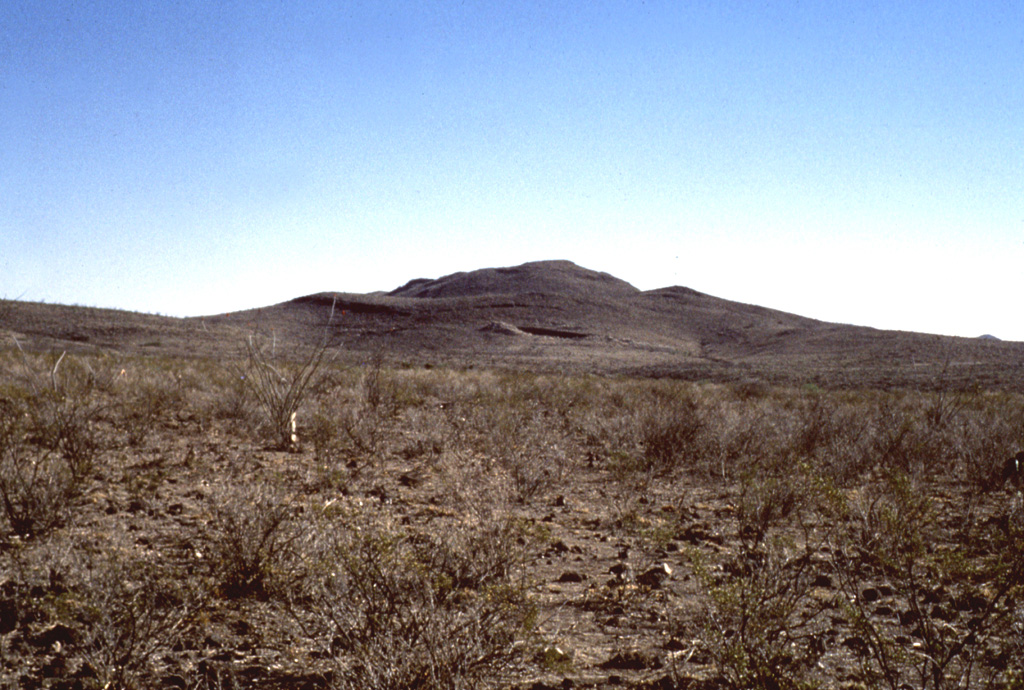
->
[600, 649, 662, 670]
[638, 563, 673, 588]
[547, 540, 569, 554]
[842, 635, 868, 654]
[898, 608, 920, 626]
[557, 571, 586, 583]
[31, 623, 76, 649]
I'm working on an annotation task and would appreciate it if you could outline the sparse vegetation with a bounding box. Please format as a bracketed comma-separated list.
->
[238, 332, 334, 450]
[2, 337, 1024, 689]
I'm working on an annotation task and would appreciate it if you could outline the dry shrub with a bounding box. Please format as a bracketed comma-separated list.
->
[15, 353, 103, 480]
[5, 534, 202, 690]
[638, 392, 704, 476]
[202, 482, 308, 600]
[0, 400, 76, 537]
[0, 362, 98, 537]
[306, 355, 408, 470]
[301, 505, 536, 690]
[433, 415, 513, 519]
[107, 370, 184, 448]
[238, 334, 333, 449]
[211, 366, 257, 425]
[949, 394, 1024, 492]
[437, 386, 575, 506]
[735, 471, 806, 549]
[688, 536, 831, 690]
[72, 545, 201, 690]
[827, 471, 1024, 690]
[482, 405, 573, 504]
[787, 393, 872, 485]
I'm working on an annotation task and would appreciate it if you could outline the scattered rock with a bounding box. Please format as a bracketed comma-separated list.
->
[680, 523, 722, 545]
[609, 563, 633, 583]
[874, 604, 896, 618]
[30, 623, 76, 649]
[557, 571, 586, 583]
[0, 597, 17, 635]
[860, 587, 881, 603]
[638, 563, 673, 588]
[398, 471, 422, 487]
[600, 648, 662, 670]
[953, 592, 989, 612]
[842, 635, 868, 654]
[546, 540, 570, 555]
[812, 573, 833, 588]
[161, 671, 188, 687]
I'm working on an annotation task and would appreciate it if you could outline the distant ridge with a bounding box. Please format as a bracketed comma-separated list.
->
[5, 259, 1024, 391]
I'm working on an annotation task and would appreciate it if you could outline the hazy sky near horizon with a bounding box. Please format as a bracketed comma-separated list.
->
[2, 1, 1023, 340]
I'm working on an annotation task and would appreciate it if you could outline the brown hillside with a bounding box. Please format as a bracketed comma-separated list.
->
[2, 260, 1022, 390]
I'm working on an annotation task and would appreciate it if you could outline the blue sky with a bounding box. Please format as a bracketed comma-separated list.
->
[2, 1, 1022, 340]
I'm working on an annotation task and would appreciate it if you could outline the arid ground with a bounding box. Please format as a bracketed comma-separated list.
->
[1, 261, 1022, 690]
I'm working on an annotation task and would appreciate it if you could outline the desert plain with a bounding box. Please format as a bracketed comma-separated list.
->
[1, 261, 1022, 690]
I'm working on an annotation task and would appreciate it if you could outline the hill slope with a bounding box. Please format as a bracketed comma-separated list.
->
[3, 260, 1022, 390]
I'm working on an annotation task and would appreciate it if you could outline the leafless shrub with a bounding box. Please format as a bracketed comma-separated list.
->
[308, 353, 400, 468]
[788, 393, 872, 485]
[571, 385, 644, 471]
[485, 406, 572, 505]
[239, 332, 333, 450]
[0, 352, 101, 537]
[71, 544, 202, 690]
[735, 471, 805, 549]
[211, 366, 257, 425]
[115, 371, 185, 447]
[438, 387, 574, 506]
[202, 482, 308, 600]
[0, 398, 76, 537]
[301, 505, 536, 690]
[828, 471, 1024, 690]
[2, 533, 203, 690]
[866, 398, 935, 478]
[15, 351, 102, 480]
[638, 393, 704, 476]
[950, 395, 1024, 493]
[701, 402, 780, 481]
[687, 536, 831, 690]
[308, 404, 347, 482]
